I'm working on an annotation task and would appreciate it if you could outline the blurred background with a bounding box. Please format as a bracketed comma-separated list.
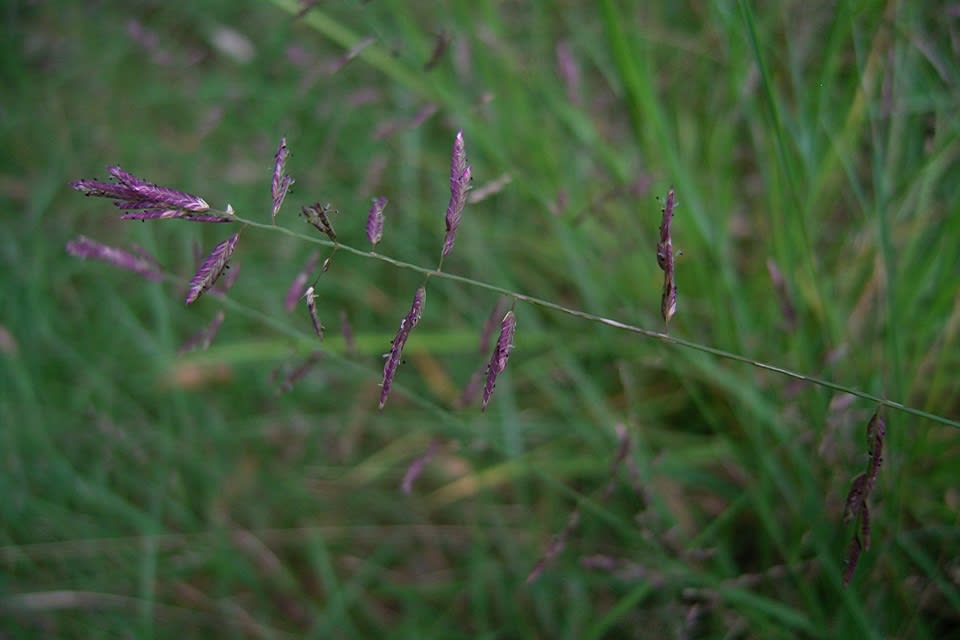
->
[2, 1, 960, 637]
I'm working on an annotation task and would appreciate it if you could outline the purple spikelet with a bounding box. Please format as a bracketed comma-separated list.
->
[366, 196, 387, 247]
[271, 137, 293, 221]
[285, 251, 320, 312]
[178, 310, 226, 354]
[401, 438, 440, 495]
[482, 310, 516, 411]
[71, 166, 210, 215]
[66, 236, 163, 281]
[379, 287, 426, 410]
[441, 130, 471, 258]
[185, 233, 239, 305]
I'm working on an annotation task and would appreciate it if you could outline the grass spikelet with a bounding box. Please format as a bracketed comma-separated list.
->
[379, 287, 426, 410]
[275, 351, 322, 395]
[185, 232, 239, 305]
[842, 472, 868, 524]
[482, 310, 516, 411]
[304, 286, 324, 339]
[66, 236, 163, 281]
[72, 166, 209, 213]
[178, 310, 226, 355]
[526, 509, 581, 585]
[302, 202, 337, 241]
[366, 197, 387, 246]
[441, 130, 471, 259]
[656, 187, 679, 326]
[285, 252, 320, 312]
[340, 309, 356, 355]
[401, 437, 440, 494]
[271, 137, 293, 221]
[865, 411, 885, 494]
[843, 535, 863, 586]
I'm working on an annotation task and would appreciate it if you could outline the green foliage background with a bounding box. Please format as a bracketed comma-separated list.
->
[2, 1, 959, 637]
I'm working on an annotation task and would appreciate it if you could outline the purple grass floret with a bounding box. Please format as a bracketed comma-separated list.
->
[481, 310, 516, 411]
[271, 137, 293, 221]
[401, 438, 440, 494]
[178, 310, 226, 354]
[72, 166, 210, 214]
[379, 287, 426, 410]
[276, 351, 322, 394]
[441, 130, 472, 258]
[66, 236, 163, 281]
[185, 233, 239, 305]
[408, 103, 438, 129]
[340, 309, 356, 355]
[285, 251, 320, 312]
[366, 197, 387, 246]
[304, 286, 324, 339]
[527, 510, 581, 585]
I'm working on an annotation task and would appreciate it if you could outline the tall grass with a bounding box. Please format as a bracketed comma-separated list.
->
[2, 1, 959, 638]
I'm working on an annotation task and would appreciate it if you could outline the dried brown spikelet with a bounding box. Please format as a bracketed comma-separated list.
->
[304, 286, 324, 339]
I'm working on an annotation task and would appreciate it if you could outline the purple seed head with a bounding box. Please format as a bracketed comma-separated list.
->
[379, 287, 426, 410]
[185, 233, 240, 305]
[66, 235, 163, 281]
[482, 310, 516, 411]
[366, 196, 387, 246]
[271, 137, 294, 220]
[442, 130, 471, 258]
